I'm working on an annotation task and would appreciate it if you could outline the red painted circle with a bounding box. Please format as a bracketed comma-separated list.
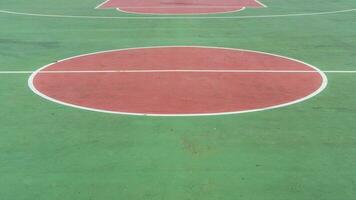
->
[30, 47, 326, 116]
[98, 0, 264, 14]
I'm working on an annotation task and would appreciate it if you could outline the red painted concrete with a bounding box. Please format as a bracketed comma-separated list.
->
[98, 0, 264, 14]
[32, 47, 323, 115]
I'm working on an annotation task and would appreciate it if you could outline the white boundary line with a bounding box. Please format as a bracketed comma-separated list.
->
[1, 8, 355, 19]
[255, 0, 267, 8]
[27, 46, 328, 117]
[95, 0, 110, 9]
[1, 69, 356, 74]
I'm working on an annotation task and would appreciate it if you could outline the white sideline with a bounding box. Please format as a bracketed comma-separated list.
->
[1, 69, 355, 74]
[0, 8, 355, 19]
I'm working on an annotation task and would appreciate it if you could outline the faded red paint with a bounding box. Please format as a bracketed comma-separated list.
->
[32, 47, 324, 115]
[97, 0, 264, 14]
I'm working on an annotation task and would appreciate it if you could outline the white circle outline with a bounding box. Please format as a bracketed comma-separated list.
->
[28, 46, 328, 117]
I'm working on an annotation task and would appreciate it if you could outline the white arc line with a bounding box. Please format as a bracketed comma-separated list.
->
[116, 6, 245, 15]
[115, 6, 250, 8]
[1, 70, 356, 74]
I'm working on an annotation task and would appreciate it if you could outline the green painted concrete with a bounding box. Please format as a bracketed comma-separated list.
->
[0, 0, 356, 199]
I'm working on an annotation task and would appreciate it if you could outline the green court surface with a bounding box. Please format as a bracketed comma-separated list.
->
[1, 0, 356, 199]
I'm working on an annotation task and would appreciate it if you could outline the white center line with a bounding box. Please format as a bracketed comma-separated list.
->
[0, 69, 356, 74]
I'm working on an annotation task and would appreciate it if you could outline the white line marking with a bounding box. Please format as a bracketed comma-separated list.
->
[0, 8, 355, 19]
[116, 6, 248, 8]
[116, 6, 245, 15]
[0, 70, 356, 74]
[255, 0, 267, 8]
[95, 0, 110, 9]
[26, 46, 328, 117]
